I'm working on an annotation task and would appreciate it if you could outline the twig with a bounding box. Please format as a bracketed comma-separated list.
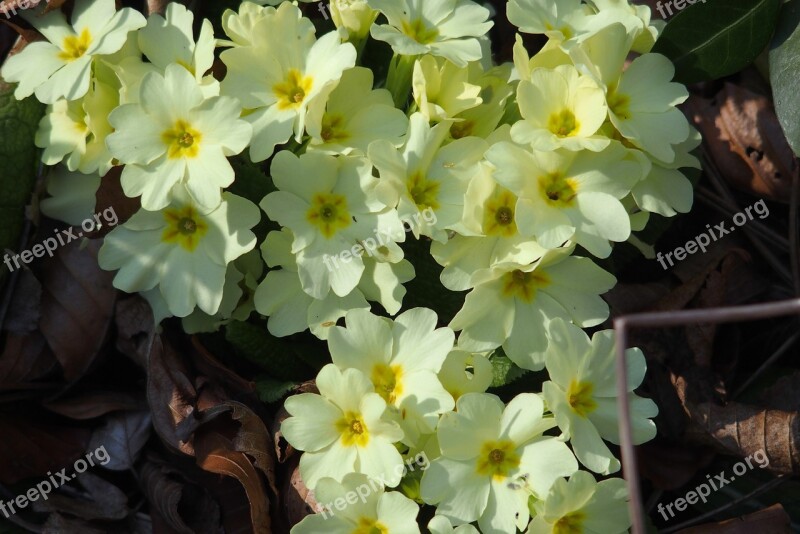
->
[614, 298, 800, 534]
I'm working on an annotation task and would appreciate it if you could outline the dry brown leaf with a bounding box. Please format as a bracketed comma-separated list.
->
[90, 166, 140, 238]
[87, 410, 152, 471]
[146, 336, 198, 456]
[32, 472, 129, 520]
[280, 455, 319, 528]
[39, 239, 117, 382]
[195, 431, 271, 534]
[637, 441, 717, 491]
[115, 295, 156, 369]
[686, 84, 795, 202]
[140, 456, 222, 534]
[0, 413, 91, 484]
[0, 331, 58, 387]
[677, 503, 791, 533]
[42, 390, 145, 420]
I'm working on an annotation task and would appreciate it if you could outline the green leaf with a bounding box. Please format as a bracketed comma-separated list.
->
[652, 0, 783, 84]
[225, 320, 320, 382]
[489, 350, 530, 388]
[255, 376, 298, 404]
[769, 0, 800, 156]
[0, 82, 45, 283]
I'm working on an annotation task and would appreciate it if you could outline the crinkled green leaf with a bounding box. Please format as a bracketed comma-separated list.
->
[769, 0, 800, 156]
[0, 82, 44, 281]
[255, 376, 297, 404]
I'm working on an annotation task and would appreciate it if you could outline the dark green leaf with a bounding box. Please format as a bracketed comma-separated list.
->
[652, 0, 782, 84]
[489, 350, 529, 388]
[255, 376, 297, 404]
[0, 82, 45, 285]
[769, 0, 800, 156]
[225, 320, 317, 382]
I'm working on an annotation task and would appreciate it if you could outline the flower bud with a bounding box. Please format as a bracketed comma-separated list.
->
[330, 0, 378, 41]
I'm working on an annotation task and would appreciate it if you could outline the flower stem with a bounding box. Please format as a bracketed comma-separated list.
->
[386, 54, 417, 109]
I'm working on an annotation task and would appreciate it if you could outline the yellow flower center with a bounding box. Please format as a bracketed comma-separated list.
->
[407, 171, 440, 211]
[274, 69, 314, 110]
[450, 120, 475, 140]
[401, 18, 439, 44]
[320, 113, 349, 143]
[548, 109, 580, 137]
[539, 172, 578, 207]
[567, 379, 597, 418]
[501, 269, 550, 302]
[353, 517, 389, 534]
[59, 28, 92, 62]
[161, 205, 209, 252]
[607, 91, 631, 121]
[371, 364, 403, 405]
[483, 190, 518, 237]
[553, 511, 586, 534]
[162, 120, 203, 159]
[306, 193, 351, 238]
[476, 440, 520, 480]
[336, 412, 370, 447]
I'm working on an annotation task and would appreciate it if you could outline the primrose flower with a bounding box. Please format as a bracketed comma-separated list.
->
[36, 73, 118, 176]
[281, 364, 405, 488]
[292, 473, 420, 534]
[437, 349, 493, 401]
[370, 113, 487, 242]
[507, 0, 594, 43]
[543, 319, 658, 474]
[511, 65, 609, 152]
[485, 142, 642, 258]
[526, 471, 630, 534]
[220, 1, 356, 162]
[106, 64, 252, 211]
[448, 63, 514, 140]
[367, 0, 493, 67]
[429, 516, 480, 534]
[606, 53, 690, 163]
[221, 1, 276, 47]
[98, 192, 259, 317]
[254, 229, 415, 339]
[431, 169, 547, 291]
[329, 308, 455, 448]
[262, 152, 406, 299]
[40, 166, 101, 227]
[0, 0, 145, 103]
[450, 247, 616, 371]
[138, 3, 218, 95]
[412, 55, 482, 123]
[632, 129, 701, 217]
[331, 0, 380, 42]
[306, 67, 408, 156]
[421, 393, 577, 534]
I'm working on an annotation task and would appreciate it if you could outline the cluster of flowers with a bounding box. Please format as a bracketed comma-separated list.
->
[1, 0, 699, 531]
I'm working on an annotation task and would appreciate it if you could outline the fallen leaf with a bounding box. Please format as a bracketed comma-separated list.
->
[32, 472, 129, 521]
[140, 455, 222, 534]
[0, 412, 90, 484]
[42, 390, 145, 420]
[38, 239, 117, 382]
[2, 269, 40, 333]
[678, 503, 791, 533]
[686, 84, 795, 202]
[87, 411, 152, 471]
[195, 432, 271, 534]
